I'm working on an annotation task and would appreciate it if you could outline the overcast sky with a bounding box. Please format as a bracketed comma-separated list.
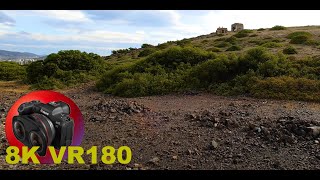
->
[0, 10, 319, 56]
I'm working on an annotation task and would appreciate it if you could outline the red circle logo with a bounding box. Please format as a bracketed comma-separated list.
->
[5, 90, 84, 164]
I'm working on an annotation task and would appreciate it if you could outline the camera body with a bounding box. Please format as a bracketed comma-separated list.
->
[12, 100, 74, 156]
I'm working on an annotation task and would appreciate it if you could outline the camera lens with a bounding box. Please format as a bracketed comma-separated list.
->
[29, 114, 55, 145]
[13, 121, 26, 140]
[29, 132, 44, 153]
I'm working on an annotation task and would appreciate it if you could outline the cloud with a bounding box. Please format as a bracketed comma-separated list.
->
[0, 12, 15, 26]
[33, 10, 90, 22]
[85, 10, 180, 27]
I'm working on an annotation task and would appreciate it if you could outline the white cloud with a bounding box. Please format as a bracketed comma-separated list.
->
[0, 43, 117, 51]
[16, 30, 145, 44]
[34, 10, 90, 22]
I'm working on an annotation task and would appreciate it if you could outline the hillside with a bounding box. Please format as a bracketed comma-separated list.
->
[105, 26, 320, 66]
[0, 49, 39, 60]
[2, 25, 320, 102]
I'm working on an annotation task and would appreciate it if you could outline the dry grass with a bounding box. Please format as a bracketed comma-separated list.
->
[0, 81, 30, 93]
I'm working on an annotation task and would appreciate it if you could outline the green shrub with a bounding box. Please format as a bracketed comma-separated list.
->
[191, 56, 237, 86]
[283, 46, 298, 54]
[237, 47, 273, 73]
[215, 42, 231, 48]
[145, 46, 216, 68]
[0, 62, 26, 81]
[138, 48, 157, 57]
[208, 47, 222, 52]
[271, 39, 283, 43]
[141, 44, 154, 48]
[225, 36, 237, 44]
[261, 42, 282, 48]
[249, 39, 263, 45]
[305, 40, 320, 46]
[176, 39, 192, 47]
[287, 31, 312, 39]
[226, 45, 241, 51]
[202, 39, 209, 43]
[27, 50, 105, 88]
[214, 37, 226, 42]
[157, 42, 170, 49]
[250, 76, 320, 101]
[270, 25, 286, 30]
[234, 30, 253, 38]
[257, 28, 266, 31]
[290, 35, 310, 44]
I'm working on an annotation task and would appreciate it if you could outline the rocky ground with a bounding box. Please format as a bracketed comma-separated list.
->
[0, 83, 320, 170]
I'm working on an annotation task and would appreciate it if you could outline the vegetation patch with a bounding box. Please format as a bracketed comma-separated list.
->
[261, 42, 282, 48]
[0, 62, 26, 81]
[270, 25, 287, 30]
[234, 30, 253, 38]
[283, 46, 298, 54]
[226, 45, 242, 51]
[27, 50, 106, 89]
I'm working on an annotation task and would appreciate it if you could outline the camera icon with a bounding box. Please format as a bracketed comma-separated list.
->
[12, 100, 74, 156]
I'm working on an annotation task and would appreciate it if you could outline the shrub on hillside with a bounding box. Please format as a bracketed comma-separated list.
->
[257, 28, 266, 31]
[138, 48, 157, 57]
[141, 44, 154, 48]
[215, 42, 231, 48]
[208, 47, 222, 52]
[27, 50, 106, 88]
[261, 42, 282, 48]
[145, 46, 216, 69]
[214, 37, 226, 42]
[287, 31, 312, 39]
[250, 76, 320, 101]
[234, 30, 253, 38]
[270, 25, 286, 30]
[283, 46, 298, 54]
[289, 35, 310, 44]
[176, 39, 192, 47]
[0, 62, 26, 81]
[225, 36, 237, 44]
[226, 45, 241, 51]
[201, 39, 209, 43]
[250, 34, 258, 37]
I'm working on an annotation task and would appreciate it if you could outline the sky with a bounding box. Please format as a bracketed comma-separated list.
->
[0, 10, 320, 56]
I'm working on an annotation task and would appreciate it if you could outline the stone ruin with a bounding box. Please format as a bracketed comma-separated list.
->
[231, 23, 244, 32]
[216, 27, 228, 34]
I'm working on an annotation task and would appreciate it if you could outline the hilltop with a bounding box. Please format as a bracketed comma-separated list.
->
[105, 25, 320, 66]
[0, 49, 40, 60]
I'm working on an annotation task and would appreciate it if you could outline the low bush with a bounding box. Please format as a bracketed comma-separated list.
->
[138, 48, 157, 57]
[208, 47, 222, 52]
[234, 30, 253, 38]
[287, 31, 312, 39]
[215, 42, 231, 48]
[261, 42, 282, 48]
[283, 46, 298, 54]
[270, 25, 286, 30]
[257, 28, 266, 31]
[226, 45, 242, 51]
[290, 35, 310, 44]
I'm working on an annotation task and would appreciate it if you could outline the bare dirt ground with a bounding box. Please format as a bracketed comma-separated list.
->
[0, 82, 320, 170]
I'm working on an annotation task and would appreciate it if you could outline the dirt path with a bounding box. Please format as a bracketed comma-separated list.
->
[0, 83, 320, 170]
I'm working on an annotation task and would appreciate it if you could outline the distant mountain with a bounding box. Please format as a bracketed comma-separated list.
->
[0, 50, 40, 60]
